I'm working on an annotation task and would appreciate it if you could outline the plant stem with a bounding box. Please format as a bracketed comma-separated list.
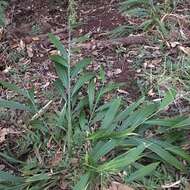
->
[67, 0, 73, 154]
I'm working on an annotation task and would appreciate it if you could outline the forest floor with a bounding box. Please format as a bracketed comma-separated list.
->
[1, 0, 144, 127]
[1, 0, 190, 127]
[1, 0, 190, 189]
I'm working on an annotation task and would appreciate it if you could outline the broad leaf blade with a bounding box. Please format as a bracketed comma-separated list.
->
[102, 98, 121, 129]
[125, 162, 160, 182]
[158, 89, 176, 111]
[90, 139, 120, 162]
[97, 144, 146, 172]
[72, 73, 94, 96]
[71, 58, 91, 78]
[48, 33, 67, 59]
[0, 80, 29, 99]
[73, 172, 90, 190]
[0, 99, 31, 111]
[115, 97, 145, 122]
[146, 141, 185, 171]
[0, 171, 23, 183]
[54, 63, 68, 88]
[50, 55, 68, 67]
[88, 80, 95, 112]
[25, 174, 50, 183]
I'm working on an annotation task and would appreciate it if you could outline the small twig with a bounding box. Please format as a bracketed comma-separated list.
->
[31, 100, 53, 121]
[161, 180, 181, 188]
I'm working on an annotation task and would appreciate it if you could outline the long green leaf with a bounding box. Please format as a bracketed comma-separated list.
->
[97, 144, 146, 172]
[88, 79, 95, 112]
[115, 97, 145, 122]
[90, 140, 120, 162]
[121, 103, 157, 130]
[125, 162, 160, 182]
[158, 89, 176, 111]
[172, 117, 190, 129]
[50, 55, 68, 67]
[0, 80, 29, 98]
[102, 98, 121, 129]
[0, 171, 23, 183]
[54, 62, 68, 88]
[48, 33, 67, 59]
[73, 172, 91, 190]
[0, 99, 31, 111]
[146, 140, 185, 171]
[25, 174, 50, 183]
[0, 152, 23, 164]
[152, 140, 190, 162]
[72, 73, 94, 96]
[71, 58, 91, 78]
[145, 117, 186, 127]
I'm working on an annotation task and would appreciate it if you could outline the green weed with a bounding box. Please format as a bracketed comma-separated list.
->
[0, 34, 190, 189]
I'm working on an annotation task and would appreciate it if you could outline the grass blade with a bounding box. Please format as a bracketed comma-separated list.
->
[50, 55, 68, 67]
[0, 99, 31, 111]
[158, 89, 176, 111]
[25, 174, 50, 183]
[72, 73, 94, 96]
[125, 162, 160, 182]
[48, 33, 67, 59]
[0, 171, 23, 183]
[97, 144, 146, 172]
[54, 63, 68, 88]
[90, 139, 120, 162]
[73, 172, 90, 190]
[115, 97, 145, 122]
[146, 140, 185, 171]
[102, 98, 121, 129]
[0, 80, 29, 98]
[88, 79, 95, 112]
[71, 58, 91, 78]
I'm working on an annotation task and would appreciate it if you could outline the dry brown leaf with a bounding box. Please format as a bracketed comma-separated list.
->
[185, 182, 190, 190]
[2, 66, 11, 74]
[0, 28, 4, 41]
[27, 46, 34, 58]
[32, 37, 40, 41]
[0, 128, 8, 143]
[49, 50, 59, 55]
[170, 42, 180, 48]
[114, 68, 122, 75]
[49, 149, 63, 167]
[179, 46, 190, 56]
[0, 128, 16, 144]
[148, 89, 155, 97]
[59, 178, 69, 190]
[151, 58, 162, 65]
[109, 182, 134, 190]
[20, 40, 26, 50]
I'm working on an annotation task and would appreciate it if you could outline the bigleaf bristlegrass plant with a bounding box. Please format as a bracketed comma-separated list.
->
[0, 34, 190, 189]
[110, 0, 176, 38]
[0, 1, 190, 188]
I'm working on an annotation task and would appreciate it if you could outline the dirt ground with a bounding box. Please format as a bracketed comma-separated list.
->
[1, 1, 190, 189]
[1, 0, 190, 126]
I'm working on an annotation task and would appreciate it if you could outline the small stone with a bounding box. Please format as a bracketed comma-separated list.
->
[0, 164, 5, 170]
[107, 71, 113, 77]
[114, 68, 122, 75]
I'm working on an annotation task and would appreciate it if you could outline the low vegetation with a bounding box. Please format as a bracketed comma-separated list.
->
[0, 0, 190, 189]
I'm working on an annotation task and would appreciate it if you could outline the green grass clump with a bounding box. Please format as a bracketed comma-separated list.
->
[110, 0, 181, 38]
[0, 34, 190, 189]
